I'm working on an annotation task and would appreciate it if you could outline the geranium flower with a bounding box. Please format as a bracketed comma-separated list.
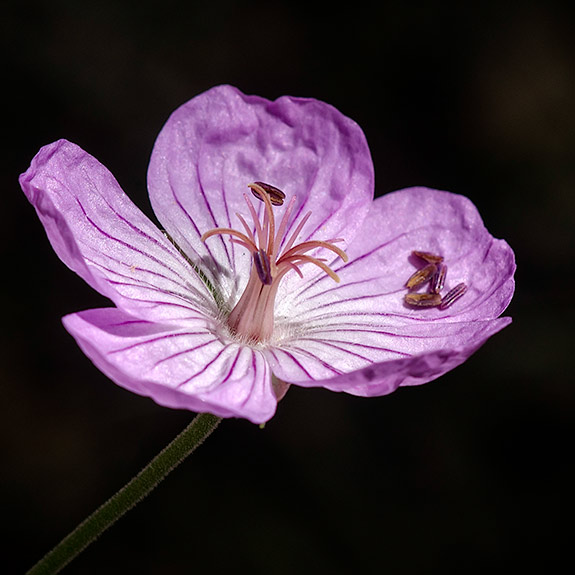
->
[19, 85, 515, 424]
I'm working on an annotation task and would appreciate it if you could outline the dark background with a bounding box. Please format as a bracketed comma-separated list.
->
[2, 1, 573, 573]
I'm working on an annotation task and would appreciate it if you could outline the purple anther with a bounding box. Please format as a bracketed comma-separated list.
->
[412, 250, 444, 264]
[430, 263, 447, 294]
[439, 283, 468, 310]
[404, 292, 442, 307]
[253, 249, 273, 285]
[405, 263, 437, 289]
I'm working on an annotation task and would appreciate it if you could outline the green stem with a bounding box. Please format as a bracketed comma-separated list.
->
[27, 412, 222, 575]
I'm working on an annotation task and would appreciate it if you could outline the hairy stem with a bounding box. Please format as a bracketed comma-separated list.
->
[27, 412, 222, 575]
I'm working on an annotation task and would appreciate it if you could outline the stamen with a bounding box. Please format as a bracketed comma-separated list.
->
[282, 260, 305, 279]
[405, 292, 442, 307]
[439, 283, 467, 310]
[250, 181, 286, 206]
[430, 263, 447, 294]
[280, 254, 341, 283]
[235, 213, 257, 245]
[406, 263, 437, 289]
[201, 227, 257, 252]
[404, 250, 468, 311]
[247, 184, 276, 255]
[243, 193, 266, 248]
[202, 182, 347, 343]
[282, 211, 312, 255]
[280, 240, 348, 264]
[273, 196, 297, 259]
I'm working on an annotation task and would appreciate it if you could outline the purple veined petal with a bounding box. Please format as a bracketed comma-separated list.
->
[267, 317, 511, 395]
[147, 85, 374, 300]
[264, 187, 515, 395]
[280, 187, 515, 326]
[19, 140, 216, 324]
[63, 308, 278, 423]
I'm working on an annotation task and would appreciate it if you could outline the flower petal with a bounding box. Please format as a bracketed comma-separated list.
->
[266, 187, 515, 394]
[267, 317, 511, 394]
[281, 187, 515, 326]
[147, 85, 374, 301]
[19, 140, 215, 323]
[63, 308, 277, 423]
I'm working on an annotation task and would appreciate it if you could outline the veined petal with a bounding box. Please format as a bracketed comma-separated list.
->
[266, 317, 511, 393]
[266, 187, 515, 394]
[63, 308, 278, 423]
[147, 85, 374, 301]
[282, 187, 515, 325]
[19, 140, 215, 323]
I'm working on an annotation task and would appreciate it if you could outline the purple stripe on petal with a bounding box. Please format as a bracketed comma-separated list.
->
[296, 309, 455, 325]
[219, 347, 242, 385]
[219, 182, 236, 264]
[302, 325, 444, 340]
[176, 345, 230, 388]
[298, 291, 398, 314]
[282, 345, 343, 376]
[109, 330, 212, 355]
[269, 347, 315, 380]
[90, 266, 189, 297]
[239, 352, 259, 409]
[76, 197, 192, 286]
[194, 177, 233, 266]
[108, 319, 150, 327]
[102, 291, 209, 317]
[296, 338, 376, 363]
[153, 338, 220, 368]
[83, 253, 201, 297]
[105, 279, 204, 308]
[296, 336, 411, 358]
[164, 176, 224, 274]
[97, 187, 193, 265]
[299, 276, 383, 301]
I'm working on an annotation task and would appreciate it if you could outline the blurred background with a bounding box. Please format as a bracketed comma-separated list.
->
[2, 0, 573, 573]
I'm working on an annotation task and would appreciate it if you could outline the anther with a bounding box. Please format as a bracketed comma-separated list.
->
[249, 182, 286, 206]
[404, 292, 442, 308]
[253, 249, 273, 285]
[406, 263, 437, 289]
[439, 283, 467, 310]
[430, 263, 447, 294]
[412, 251, 444, 264]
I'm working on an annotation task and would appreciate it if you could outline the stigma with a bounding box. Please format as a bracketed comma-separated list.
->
[201, 182, 348, 343]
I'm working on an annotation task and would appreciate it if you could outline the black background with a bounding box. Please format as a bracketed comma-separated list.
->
[2, 1, 573, 573]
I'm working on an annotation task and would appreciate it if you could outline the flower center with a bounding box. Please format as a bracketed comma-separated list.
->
[201, 182, 348, 343]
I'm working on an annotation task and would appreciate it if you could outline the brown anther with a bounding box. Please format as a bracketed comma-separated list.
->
[430, 263, 447, 294]
[250, 182, 286, 206]
[404, 292, 442, 308]
[439, 283, 467, 310]
[406, 263, 437, 289]
[412, 251, 444, 264]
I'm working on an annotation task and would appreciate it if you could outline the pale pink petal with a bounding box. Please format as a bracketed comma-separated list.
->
[63, 308, 277, 423]
[283, 187, 515, 325]
[147, 85, 374, 301]
[266, 187, 515, 394]
[20, 140, 215, 323]
[266, 317, 511, 394]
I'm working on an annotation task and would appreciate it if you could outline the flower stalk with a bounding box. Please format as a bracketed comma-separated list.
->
[26, 413, 222, 575]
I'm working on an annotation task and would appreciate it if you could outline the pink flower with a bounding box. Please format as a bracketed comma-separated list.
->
[19, 85, 515, 424]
